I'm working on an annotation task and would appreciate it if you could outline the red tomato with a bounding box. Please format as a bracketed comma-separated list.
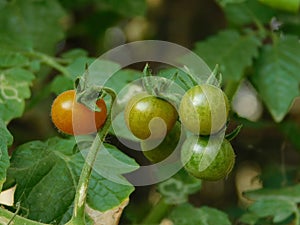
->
[51, 90, 107, 135]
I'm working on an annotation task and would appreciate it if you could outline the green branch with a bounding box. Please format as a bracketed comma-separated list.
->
[24, 51, 71, 77]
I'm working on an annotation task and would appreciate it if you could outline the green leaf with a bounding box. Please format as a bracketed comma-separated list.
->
[66, 56, 96, 80]
[61, 49, 89, 60]
[221, 0, 277, 26]
[0, 68, 35, 124]
[158, 169, 201, 204]
[239, 212, 259, 225]
[251, 35, 300, 122]
[50, 76, 74, 95]
[0, 0, 66, 54]
[6, 137, 136, 224]
[244, 184, 300, 203]
[169, 203, 231, 225]
[194, 30, 261, 81]
[0, 119, 12, 191]
[248, 199, 297, 223]
[0, 50, 29, 68]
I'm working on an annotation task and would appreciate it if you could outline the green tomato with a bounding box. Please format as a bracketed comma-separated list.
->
[125, 93, 178, 140]
[141, 122, 183, 163]
[181, 135, 235, 181]
[179, 84, 229, 135]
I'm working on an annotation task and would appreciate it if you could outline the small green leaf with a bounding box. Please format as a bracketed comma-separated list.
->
[194, 30, 261, 81]
[61, 49, 89, 60]
[251, 35, 300, 122]
[169, 203, 231, 225]
[0, 119, 12, 191]
[158, 169, 201, 204]
[50, 76, 74, 95]
[66, 56, 96, 80]
[244, 184, 300, 203]
[248, 199, 297, 223]
[6, 137, 136, 223]
[239, 212, 259, 225]
[0, 68, 35, 124]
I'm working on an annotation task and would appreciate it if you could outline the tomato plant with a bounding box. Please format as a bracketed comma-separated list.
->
[179, 84, 229, 135]
[0, 0, 300, 225]
[124, 93, 178, 140]
[51, 90, 107, 135]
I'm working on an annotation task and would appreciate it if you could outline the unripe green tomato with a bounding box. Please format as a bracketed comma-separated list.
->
[259, 0, 300, 13]
[141, 122, 182, 163]
[181, 135, 235, 181]
[125, 93, 178, 140]
[179, 84, 229, 135]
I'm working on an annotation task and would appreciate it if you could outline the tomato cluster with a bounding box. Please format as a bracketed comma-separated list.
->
[179, 84, 235, 180]
[124, 84, 235, 181]
[51, 81, 235, 181]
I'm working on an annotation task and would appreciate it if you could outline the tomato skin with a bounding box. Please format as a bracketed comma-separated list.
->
[51, 90, 107, 135]
[141, 122, 182, 163]
[124, 93, 178, 140]
[179, 84, 229, 135]
[181, 135, 235, 181]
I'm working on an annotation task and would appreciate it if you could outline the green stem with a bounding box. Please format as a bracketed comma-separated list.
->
[70, 88, 116, 223]
[0, 207, 47, 225]
[224, 80, 241, 102]
[140, 198, 173, 225]
[24, 51, 71, 77]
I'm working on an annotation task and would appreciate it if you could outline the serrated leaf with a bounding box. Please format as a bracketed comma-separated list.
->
[158, 169, 201, 204]
[0, 119, 12, 191]
[0, 0, 66, 54]
[251, 35, 300, 122]
[222, 0, 276, 26]
[248, 199, 297, 223]
[0, 50, 29, 68]
[244, 184, 300, 203]
[194, 30, 261, 81]
[0, 68, 35, 124]
[6, 137, 136, 224]
[169, 203, 231, 225]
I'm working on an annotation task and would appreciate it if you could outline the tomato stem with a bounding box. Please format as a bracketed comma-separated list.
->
[70, 87, 116, 223]
[25, 51, 71, 77]
[139, 197, 173, 225]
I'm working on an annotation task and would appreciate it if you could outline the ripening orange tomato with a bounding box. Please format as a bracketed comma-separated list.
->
[51, 90, 107, 135]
